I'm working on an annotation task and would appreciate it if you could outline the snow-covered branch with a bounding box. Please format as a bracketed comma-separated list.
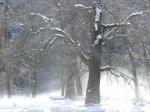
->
[74, 4, 92, 9]
[29, 13, 49, 22]
[33, 27, 89, 64]
[102, 11, 143, 30]
[93, 34, 102, 46]
[33, 27, 75, 43]
[43, 34, 66, 51]
[123, 11, 143, 23]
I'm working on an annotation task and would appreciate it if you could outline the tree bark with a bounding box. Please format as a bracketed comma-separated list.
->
[85, 53, 101, 105]
[64, 57, 83, 98]
[124, 37, 140, 100]
[85, 0, 102, 105]
[3, 0, 11, 98]
[131, 55, 140, 100]
[142, 42, 150, 90]
[0, 73, 4, 97]
[75, 74, 83, 96]
[32, 52, 37, 98]
[6, 76, 11, 98]
[61, 73, 65, 96]
[65, 66, 76, 99]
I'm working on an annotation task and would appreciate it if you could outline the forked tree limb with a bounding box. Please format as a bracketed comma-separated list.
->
[31, 28, 89, 65]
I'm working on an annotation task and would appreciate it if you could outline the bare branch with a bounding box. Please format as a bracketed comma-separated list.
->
[100, 65, 134, 88]
[103, 27, 117, 38]
[105, 67, 134, 88]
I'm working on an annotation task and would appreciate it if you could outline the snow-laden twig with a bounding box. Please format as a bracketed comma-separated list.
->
[74, 4, 92, 9]
[29, 13, 49, 22]
[33, 27, 45, 34]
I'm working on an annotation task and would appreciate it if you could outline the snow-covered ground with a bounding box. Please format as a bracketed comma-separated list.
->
[0, 93, 150, 112]
[0, 75, 150, 112]
[0, 86, 150, 112]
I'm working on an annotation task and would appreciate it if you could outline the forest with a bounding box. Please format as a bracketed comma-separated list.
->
[0, 0, 150, 112]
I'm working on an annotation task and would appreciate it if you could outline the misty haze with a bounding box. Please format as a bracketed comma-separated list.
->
[0, 0, 150, 112]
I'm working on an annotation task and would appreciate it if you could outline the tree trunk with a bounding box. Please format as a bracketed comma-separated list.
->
[65, 68, 76, 99]
[0, 62, 4, 97]
[124, 37, 140, 100]
[85, 54, 101, 105]
[142, 42, 150, 90]
[85, 0, 102, 105]
[0, 86, 3, 98]
[131, 56, 140, 100]
[75, 74, 83, 96]
[6, 76, 11, 98]
[65, 56, 83, 98]
[61, 73, 65, 96]
[32, 52, 37, 98]
[64, 69, 83, 98]
[0, 72, 4, 97]
[3, 0, 11, 98]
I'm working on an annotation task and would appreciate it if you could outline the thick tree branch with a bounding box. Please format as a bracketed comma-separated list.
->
[102, 11, 143, 31]
[33, 27, 89, 65]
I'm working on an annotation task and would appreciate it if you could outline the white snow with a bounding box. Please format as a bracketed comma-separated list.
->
[18, 23, 24, 26]
[95, 6, 102, 22]
[0, 90, 150, 112]
[29, 13, 49, 22]
[34, 27, 64, 35]
[0, 73, 150, 112]
[124, 11, 143, 23]
[74, 4, 85, 7]
[0, 82, 150, 112]
[102, 11, 143, 28]
[94, 6, 101, 31]
[58, 3, 61, 6]
[50, 28, 63, 32]
[74, 4, 92, 9]
[94, 23, 98, 31]
[94, 34, 102, 46]
[35, 27, 45, 33]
